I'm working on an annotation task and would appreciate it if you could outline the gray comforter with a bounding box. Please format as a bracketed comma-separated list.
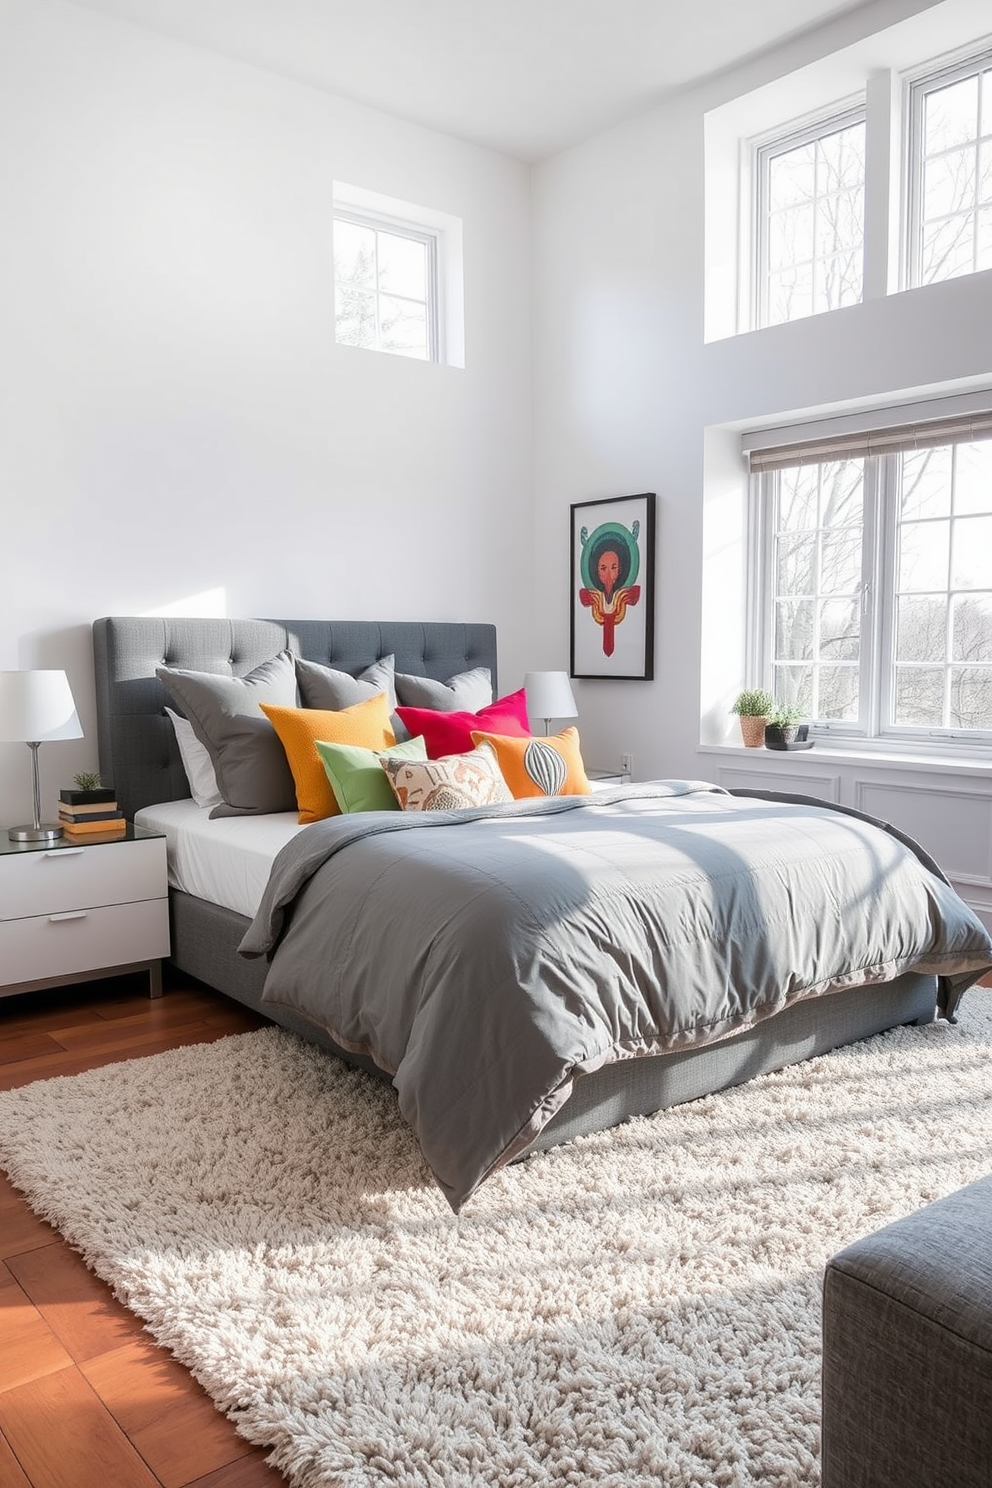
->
[239, 782, 992, 1211]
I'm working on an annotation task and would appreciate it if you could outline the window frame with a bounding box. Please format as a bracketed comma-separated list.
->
[332, 207, 440, 363]
[751, 98, 867, 330]
[903, 41, 992, 291]
[748, 430, 992, 756]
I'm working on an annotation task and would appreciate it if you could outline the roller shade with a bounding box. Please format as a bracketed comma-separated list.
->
[745, 407, 992, 473]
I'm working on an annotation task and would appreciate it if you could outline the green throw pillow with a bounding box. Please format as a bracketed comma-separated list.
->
[315, 734, 428, 814]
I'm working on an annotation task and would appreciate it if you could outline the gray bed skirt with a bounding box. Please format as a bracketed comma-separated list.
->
[168, 887, 936, 1155]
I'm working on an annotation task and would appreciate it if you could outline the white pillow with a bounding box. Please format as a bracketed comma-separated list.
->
[165, 706, 223, 809]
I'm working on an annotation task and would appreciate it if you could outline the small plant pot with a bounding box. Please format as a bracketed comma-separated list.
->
[739, 716, 769, 748]
[764, 723, 813, 750]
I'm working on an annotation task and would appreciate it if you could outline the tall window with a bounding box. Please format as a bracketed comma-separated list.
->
[907, 47, 992, 287]
[755, 107, 866, 327]
[333, 212, 437, 362]
[749, 415, 992, 745]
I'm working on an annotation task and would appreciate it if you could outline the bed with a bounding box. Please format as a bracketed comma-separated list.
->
[93, 616, 992, 1211]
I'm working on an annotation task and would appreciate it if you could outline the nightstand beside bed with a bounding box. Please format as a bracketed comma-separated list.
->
[587, 768, 632, 789]
[0, 825, 170, 1000]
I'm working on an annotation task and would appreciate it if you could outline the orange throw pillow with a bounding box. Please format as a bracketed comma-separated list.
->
[261, 693, 395, 822]
[470, 725, 591, 799]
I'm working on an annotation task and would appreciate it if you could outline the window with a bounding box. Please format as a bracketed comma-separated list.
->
[907, 46, 992, 287]
[333, 211, 437, 361]
[747, 411, 992, 745]
[754, 106, 866, 327]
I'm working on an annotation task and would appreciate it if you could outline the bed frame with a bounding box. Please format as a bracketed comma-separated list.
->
[92, 616, 937, 1155]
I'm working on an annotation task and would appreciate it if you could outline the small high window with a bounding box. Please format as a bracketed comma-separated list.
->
[333, 213, 437, 362]
[754, 106, 866, 327]
[332, 184, 464, 367]
[907, 46, 992, 287]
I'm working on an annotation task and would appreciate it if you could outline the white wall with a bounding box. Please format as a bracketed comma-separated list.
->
[532, 0, 992, 925]
[0, 0, 533, 821]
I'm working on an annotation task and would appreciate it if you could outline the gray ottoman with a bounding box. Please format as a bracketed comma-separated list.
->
[821, 1174, 992, 1488]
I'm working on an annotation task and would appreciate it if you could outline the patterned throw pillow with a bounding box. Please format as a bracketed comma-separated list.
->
[470, 726, 592, 798]
[380, 741, 513, 812]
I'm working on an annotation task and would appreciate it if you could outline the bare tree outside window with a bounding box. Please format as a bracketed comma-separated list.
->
[893, 443, 992, 728]
[771, 460, 864, 718]
[912, 52, 992, 285]
[334, 214, 434, 361]
[756, 436, 992, 741]
[759, 112, 865, 327]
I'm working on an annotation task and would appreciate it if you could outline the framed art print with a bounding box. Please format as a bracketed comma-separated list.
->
[570, 492, 655, 680]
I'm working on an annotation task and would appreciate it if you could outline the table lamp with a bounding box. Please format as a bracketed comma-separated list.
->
[523, 670, 578, 735]
[0, 670, 84, 841]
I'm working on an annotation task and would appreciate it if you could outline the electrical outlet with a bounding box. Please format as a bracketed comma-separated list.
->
[621, 752, 633, 777]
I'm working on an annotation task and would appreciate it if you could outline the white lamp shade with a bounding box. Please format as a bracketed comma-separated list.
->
[0, 670, 83, 743]
[523, 670, 577, 722]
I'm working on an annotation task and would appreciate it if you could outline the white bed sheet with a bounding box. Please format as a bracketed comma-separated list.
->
[134, 799, 303, 919]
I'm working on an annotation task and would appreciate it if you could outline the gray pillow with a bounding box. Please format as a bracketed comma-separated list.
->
[295, 654, 397, 711]
[156, 650, 299, 817]
[394, 666, 492, 712]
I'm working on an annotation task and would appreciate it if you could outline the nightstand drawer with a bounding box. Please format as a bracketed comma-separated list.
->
[0, 837, 166, 920]
[0, 899, 171, 986]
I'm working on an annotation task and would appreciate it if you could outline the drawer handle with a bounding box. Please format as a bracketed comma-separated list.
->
[45, 848, 84, 858]
[48, 911, 88, 923]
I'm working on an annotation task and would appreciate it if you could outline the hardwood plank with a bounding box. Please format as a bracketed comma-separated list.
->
[0, 993, 105, 1040]
[0, 1197, 57, 1266]
[0, 1366, 161, 1488]
[184, 1452, 287, 1487]
[52, 1010, 234, 1052]
[0, 1213, 55, 1267]
[0, 1034, 63, 1068]
[0, 1029, 236, 1091]
[6, 1243, 147, 1365]
[82, 1338, 257, 1488]
[0, 1266, 73, 1392]
[0, 1430, 32, 1488]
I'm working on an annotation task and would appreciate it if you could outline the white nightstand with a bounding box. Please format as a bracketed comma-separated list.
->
[587, 768, 631, 790]
[0, 825, 170, 1000]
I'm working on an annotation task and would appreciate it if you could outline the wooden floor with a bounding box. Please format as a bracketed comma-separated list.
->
[0, 969, 286, 1488]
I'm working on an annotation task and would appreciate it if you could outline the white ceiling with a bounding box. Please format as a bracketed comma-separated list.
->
[67, 0, 880, 161]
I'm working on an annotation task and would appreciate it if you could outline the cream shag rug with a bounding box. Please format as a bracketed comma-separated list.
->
[2, 994, 992, 1488]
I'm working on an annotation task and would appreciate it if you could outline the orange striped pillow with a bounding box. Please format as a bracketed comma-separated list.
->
[470, 726, 591, 799]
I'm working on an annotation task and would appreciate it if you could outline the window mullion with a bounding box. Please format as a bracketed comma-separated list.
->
[865, 454, 890, 736]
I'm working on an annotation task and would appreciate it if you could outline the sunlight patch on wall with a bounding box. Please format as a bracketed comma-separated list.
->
[142, 589, 228, 618]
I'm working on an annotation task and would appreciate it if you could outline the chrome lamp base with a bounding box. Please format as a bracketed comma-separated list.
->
[8, 821, 64, 842]
[9, 740, 65, 842]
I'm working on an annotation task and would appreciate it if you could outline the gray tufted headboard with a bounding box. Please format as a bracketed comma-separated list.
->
[93, 617, 498, 821]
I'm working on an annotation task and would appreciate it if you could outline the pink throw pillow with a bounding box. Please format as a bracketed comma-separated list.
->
[395, 688, 531, 758]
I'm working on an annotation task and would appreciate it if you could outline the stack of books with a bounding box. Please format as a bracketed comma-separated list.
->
[58, 788, 127, 839]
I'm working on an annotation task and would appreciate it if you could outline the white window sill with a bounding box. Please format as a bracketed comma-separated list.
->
[698, 742, 992, 779]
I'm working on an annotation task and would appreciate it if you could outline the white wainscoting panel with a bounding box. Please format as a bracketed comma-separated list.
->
[717, 767, 841, 802]
[855, 780, 992, 883]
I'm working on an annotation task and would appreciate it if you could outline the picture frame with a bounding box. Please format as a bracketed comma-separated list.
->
[570, 492, 655, 680]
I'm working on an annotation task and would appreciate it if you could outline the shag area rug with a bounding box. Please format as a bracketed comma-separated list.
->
[2, 994, 992, 1488]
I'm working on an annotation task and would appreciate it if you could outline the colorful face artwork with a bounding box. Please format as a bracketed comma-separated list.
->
[578, 519, 641, 657]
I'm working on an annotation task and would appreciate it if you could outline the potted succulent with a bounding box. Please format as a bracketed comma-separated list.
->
[731, 688, 775, 748]
[59, 769, 116, 809]
[764, 702, 808, 749]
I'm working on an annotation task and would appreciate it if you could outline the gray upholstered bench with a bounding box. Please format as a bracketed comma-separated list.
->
[821, 1173, 992, 1488]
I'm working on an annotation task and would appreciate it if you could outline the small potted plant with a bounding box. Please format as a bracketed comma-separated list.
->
[59, 770, 116, 808]
[731, 688, 775, 748]
[764, 703, 807, 749]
